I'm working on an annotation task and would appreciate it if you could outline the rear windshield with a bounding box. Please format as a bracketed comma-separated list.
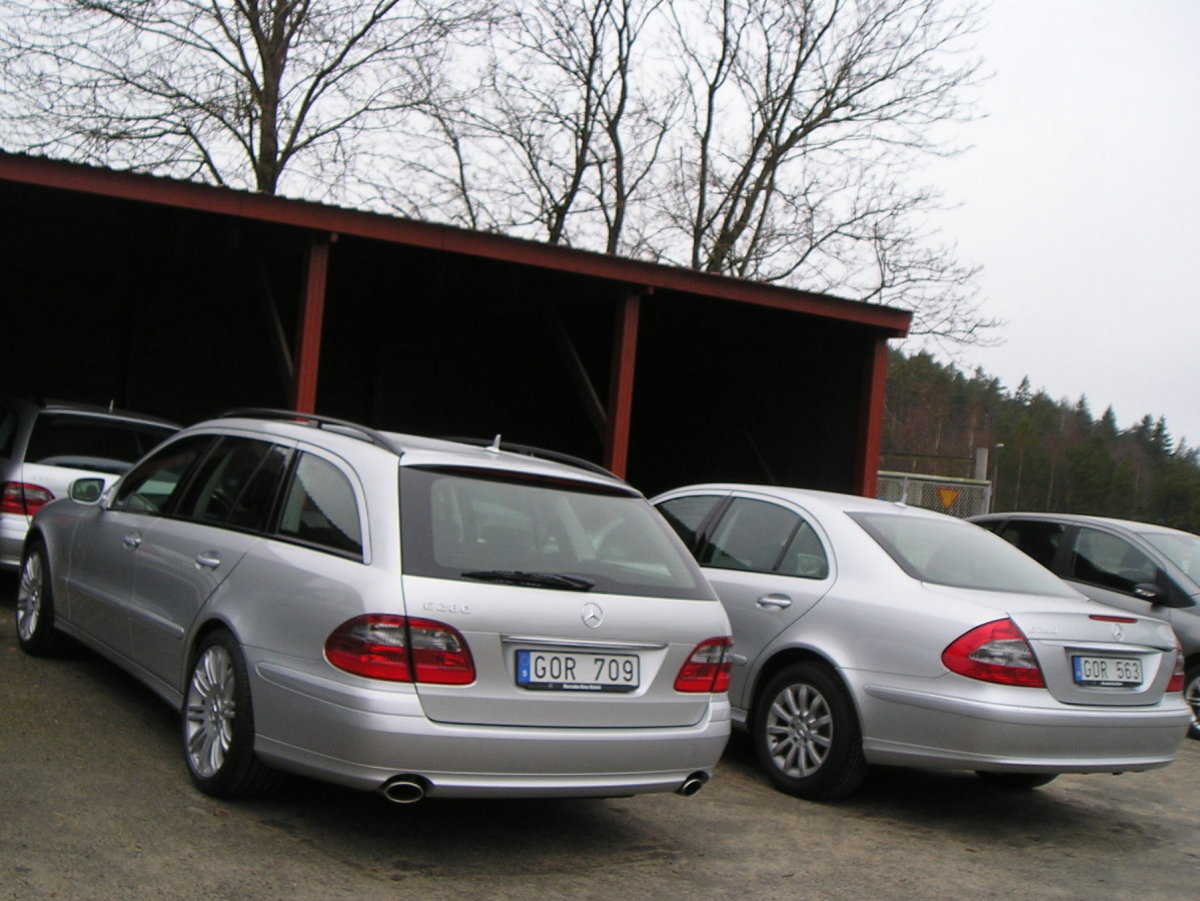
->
[26, 413, 177, 474]
[851, 512, 1079, 596]
[400, 466, 715, 600]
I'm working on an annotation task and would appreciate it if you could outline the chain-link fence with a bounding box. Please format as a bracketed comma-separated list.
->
[876, 471, 992, 519]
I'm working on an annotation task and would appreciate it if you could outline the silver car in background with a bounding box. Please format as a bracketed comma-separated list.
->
[1, 396, 178, 568]
[17, 411, 732, 802]
[653, 485, 1190, 800]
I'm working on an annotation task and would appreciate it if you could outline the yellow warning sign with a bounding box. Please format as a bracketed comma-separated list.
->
[936, 487, 961, 509]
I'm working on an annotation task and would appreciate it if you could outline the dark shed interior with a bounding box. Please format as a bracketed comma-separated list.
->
[1, 155, 908, 498]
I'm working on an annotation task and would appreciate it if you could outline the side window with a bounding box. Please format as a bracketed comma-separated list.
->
[997, 520, 1065, 570]
[227, 444, 290, 531]
[777, 519, 830, 579]
[112, 435, 213, 514]
[655, 495, 723, 549]
[1069, 528, 1158, 594]
[276, 453, 363, 558]
[175, 437, 289, 531]
[701, 498, 803, 574]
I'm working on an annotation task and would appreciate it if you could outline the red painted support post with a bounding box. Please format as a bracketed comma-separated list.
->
[291, 235, 331, 413]
[604, 293, 641, 478]
[854, 336, 890, 498]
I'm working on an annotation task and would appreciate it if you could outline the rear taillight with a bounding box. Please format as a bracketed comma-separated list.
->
[675, 637, 733, 693]
[1, 482, 55, 516]
[325, 615, 475, 685]
[942, 618, 1045, 688]
[1168, 638, 1185, 693]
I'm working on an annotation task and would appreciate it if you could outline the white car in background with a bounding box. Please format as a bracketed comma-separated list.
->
[1, 396, 179, 568]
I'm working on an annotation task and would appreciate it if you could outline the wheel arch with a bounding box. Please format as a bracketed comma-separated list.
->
[747, 646, 855, 724]
[22, 525, 47, 554]
[181, 617, 243, 692]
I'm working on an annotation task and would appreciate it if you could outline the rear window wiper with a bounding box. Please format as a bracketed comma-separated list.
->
[461, 570, 595, 591]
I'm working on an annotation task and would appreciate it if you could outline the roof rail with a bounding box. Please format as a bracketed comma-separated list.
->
[446, 436, 620, 480]
[220, 408, 401, 454]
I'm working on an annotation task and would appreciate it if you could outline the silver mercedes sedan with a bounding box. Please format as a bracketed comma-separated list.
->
[652, 484, 1191, 800]
[15, 411, 732, 802]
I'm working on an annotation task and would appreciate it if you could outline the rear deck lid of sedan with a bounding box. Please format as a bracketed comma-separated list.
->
[394, 464, 730, 729]
[851, 509, 1183, 706]
[1010, 609, 1180, 706]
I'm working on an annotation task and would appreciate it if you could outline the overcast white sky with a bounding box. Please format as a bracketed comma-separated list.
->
[914, 0, 1200, 448]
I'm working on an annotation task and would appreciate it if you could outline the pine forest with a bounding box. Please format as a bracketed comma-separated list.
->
[883, 351, 1200, 533]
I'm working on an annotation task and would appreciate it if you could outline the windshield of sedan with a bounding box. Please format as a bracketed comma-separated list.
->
[1141, 530, 1200, 584]
[850, 512, 1079, 596]
[399, 466, 715, 600]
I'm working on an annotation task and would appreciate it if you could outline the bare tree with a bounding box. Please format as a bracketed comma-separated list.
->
[657, 0, 991, 339]
[390, 0, 673, 252]
[404, 0, 992, 339]
[0, 0, 492, 196]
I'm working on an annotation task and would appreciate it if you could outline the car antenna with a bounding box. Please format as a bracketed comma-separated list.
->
[488, 434, 502, 452]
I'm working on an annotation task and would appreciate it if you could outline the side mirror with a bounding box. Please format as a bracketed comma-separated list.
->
[69, 478, 106, 504]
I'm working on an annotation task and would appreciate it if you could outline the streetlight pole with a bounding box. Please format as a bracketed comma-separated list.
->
[990, 442, 1005, 512]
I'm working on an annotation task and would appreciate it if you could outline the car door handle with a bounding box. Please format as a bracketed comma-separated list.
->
[195, 552, 222, 570]
[756, 593, 793, 610]
[122, 534, 142, 550]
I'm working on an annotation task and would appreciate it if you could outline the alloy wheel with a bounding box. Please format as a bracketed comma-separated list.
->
[763, 682, 834, 778]
[16, 551, 44, 643]
[184, 645, 237, 778]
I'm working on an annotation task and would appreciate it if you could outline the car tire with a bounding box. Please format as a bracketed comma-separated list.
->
[182, 629, 285, 798]
[752, 661, 868, 800]
[1185, 662, 1200, 741]
[975, 772, 1058, 789]
[15, 540, 70, 656]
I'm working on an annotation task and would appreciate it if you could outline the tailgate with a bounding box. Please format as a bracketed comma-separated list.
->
[403, 576, 729, 728]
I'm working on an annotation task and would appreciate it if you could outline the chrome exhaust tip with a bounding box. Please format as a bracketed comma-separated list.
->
[676, 771, 709, 797]
[379, 775, 429, 804]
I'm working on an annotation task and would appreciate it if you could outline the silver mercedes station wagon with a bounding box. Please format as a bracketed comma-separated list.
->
[16, 411, 732, 802]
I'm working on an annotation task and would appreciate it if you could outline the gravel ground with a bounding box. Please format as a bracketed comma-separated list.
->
[2, 572, 1197, 900]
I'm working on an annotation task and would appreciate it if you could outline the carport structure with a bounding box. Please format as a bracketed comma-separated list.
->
[0, 152, 910, 497]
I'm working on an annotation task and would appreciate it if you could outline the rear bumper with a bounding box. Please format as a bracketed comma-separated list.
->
[0, 513, 29, 569]
[860, 681, 1191, 773]
[250, 659, 731, 798]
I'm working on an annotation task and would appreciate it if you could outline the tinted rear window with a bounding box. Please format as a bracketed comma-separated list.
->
[851, 512, 1078, 596]
[400, 467, 713, 600]
[26, 413, 176, 474]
